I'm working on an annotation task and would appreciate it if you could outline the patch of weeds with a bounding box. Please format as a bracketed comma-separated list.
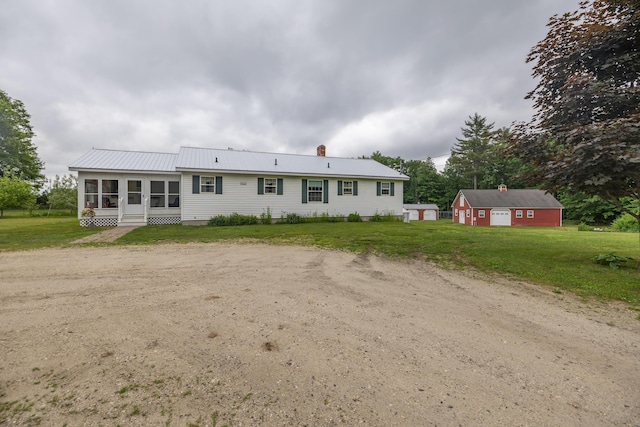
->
[117, 384, 139, 398]
[211, 410, 219, 426]
[128, 406, 142, 417]
[242, 392, 253, 402]
[261, 341, 279, 352]
[552, 288, 562, 294]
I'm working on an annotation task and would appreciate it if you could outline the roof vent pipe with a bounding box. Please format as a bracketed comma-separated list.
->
[215, 157, 218, 163]
[327, 162, 330, 168]
[275, 159, 278, 166]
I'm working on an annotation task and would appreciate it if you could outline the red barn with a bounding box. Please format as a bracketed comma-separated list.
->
[451, 185, 564, 227]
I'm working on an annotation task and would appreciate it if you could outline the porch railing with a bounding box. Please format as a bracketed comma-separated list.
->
[143, 196, 149, 224]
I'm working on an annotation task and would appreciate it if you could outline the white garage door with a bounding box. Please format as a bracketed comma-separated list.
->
[490, 209, 511, 226]
[423, 210, 437, 221]
[408, 210, 419, 221]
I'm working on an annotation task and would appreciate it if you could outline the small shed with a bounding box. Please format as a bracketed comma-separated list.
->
[451, 185, 563, 227]
[403, 204, 439, 221]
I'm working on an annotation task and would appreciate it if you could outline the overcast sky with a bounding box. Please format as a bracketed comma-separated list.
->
[0, 0, 581, 178]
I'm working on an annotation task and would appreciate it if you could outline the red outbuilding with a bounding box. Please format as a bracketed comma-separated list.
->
[451, 185, 564, 227]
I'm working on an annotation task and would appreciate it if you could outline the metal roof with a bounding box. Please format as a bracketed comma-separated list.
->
[459, 189, 563, 208]
[70, 146, 409, 180]
[69, 149, 178, 172]
[403, 204, 439, 210]
[175, 147, 408, 179]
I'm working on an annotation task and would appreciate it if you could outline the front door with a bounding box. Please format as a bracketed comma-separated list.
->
[126, 179, 143, 215]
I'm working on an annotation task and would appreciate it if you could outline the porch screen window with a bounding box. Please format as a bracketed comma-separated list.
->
[102, 180, 118, 208]
[168, 181, 180, 207]
[201, 176, 215, 193]
[84, 179, 99, 208]
[150, 181, 165, 207]
[308, 180, 323, 202]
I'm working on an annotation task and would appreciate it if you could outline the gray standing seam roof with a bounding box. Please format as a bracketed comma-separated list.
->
[69, 147, 409, 180]
[460, 189, 563, 208]
[69, 149, 178, 172]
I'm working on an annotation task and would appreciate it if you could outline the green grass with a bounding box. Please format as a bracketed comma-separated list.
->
[0, 211, 103, 251]
[1, 212, 638, 306]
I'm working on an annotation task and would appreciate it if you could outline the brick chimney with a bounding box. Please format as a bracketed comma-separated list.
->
[498, 184, 507, 192]
[317, 144, 326, 157]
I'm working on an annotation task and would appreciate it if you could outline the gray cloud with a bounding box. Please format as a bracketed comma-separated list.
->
[0, 0, 581, 177]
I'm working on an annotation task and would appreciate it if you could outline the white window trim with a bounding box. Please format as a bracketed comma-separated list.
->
[478, 210, 485, 218]
[381, 182, 390, 196]
[527, 210, 534, 218]
[516, 210, 523, 218]
[343, 181, 353, 195]
[201, 176, 215, 193]
[308, 179, 323, 202]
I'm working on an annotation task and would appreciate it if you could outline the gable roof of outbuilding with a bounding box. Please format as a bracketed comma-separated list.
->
[457, 189, 563, 208]
[70, 147, 409, 180]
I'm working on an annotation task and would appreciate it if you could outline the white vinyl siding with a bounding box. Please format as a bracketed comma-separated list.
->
[182, 174, 404, 221]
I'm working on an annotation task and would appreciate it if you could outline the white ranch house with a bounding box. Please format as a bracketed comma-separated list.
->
[69, 145, 409, 226]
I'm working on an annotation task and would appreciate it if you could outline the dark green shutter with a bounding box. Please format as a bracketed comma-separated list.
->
[215, 176, 223, 194]
[192, 175, 200, 194]
[390, 182, 395, 196]
[353, 181, 358, 196]
[376, 181, 381, 196]
[258, 178, 264, 195]
[302, 179, 307, 203]
[323, 180, 329, 203]
[337, 180, 343, 195]
[277, 178, 283, 195]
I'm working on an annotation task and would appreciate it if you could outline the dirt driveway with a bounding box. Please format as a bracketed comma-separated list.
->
[1, 243, 638, 426]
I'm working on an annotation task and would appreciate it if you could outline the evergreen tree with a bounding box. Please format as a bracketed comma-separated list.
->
[448, 113, 495, 189]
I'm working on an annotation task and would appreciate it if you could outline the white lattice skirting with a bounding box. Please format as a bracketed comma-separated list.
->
[80, 217, 118, 227]
[148, 216, 181, 225]
[80, 217, 181, 227]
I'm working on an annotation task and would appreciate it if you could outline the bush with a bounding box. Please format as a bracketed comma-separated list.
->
[612, 213, 639, 232]
[577, 222, 606, 232]
[260, 208, 273, 224]
[208, 213, 259, 226]
[282, 213, 303, 224]
[369, 211, 398, 222]
[592, 253, 633, 269]
[347, 212, 362, 222]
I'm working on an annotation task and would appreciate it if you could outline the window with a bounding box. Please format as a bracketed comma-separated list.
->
[454, 209, 458, 217]
[264, 178, 277, 194]
[516, 210, 523, 218]
[101, 180, 118, 208]
[527, 210, 534, 218]
[343, 181, 353, 195]
[168, 181, 180, 207]
[201, 176, 215, 193]
[337, 180, 358, 196]
[150, 181, 165, 207]
[466, 209, 470, 217]
[308, 180, 323, 202]
[381, 182, 390, 195]
[478, 210, 485, 218]
[460, 195, 465, 207]
[84, 179, 99, 208]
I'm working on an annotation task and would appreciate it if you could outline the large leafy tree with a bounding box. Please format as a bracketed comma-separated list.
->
[448, 113, 495, 189]
[0, 173, 36, 216]
[47, 174, 78, 216]
[0, 89, 44, 182]
[509, 1, 640, 254]
[402, 158, 445, 205]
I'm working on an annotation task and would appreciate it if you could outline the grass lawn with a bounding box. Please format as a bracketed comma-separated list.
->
[1, 213, 638, 307]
